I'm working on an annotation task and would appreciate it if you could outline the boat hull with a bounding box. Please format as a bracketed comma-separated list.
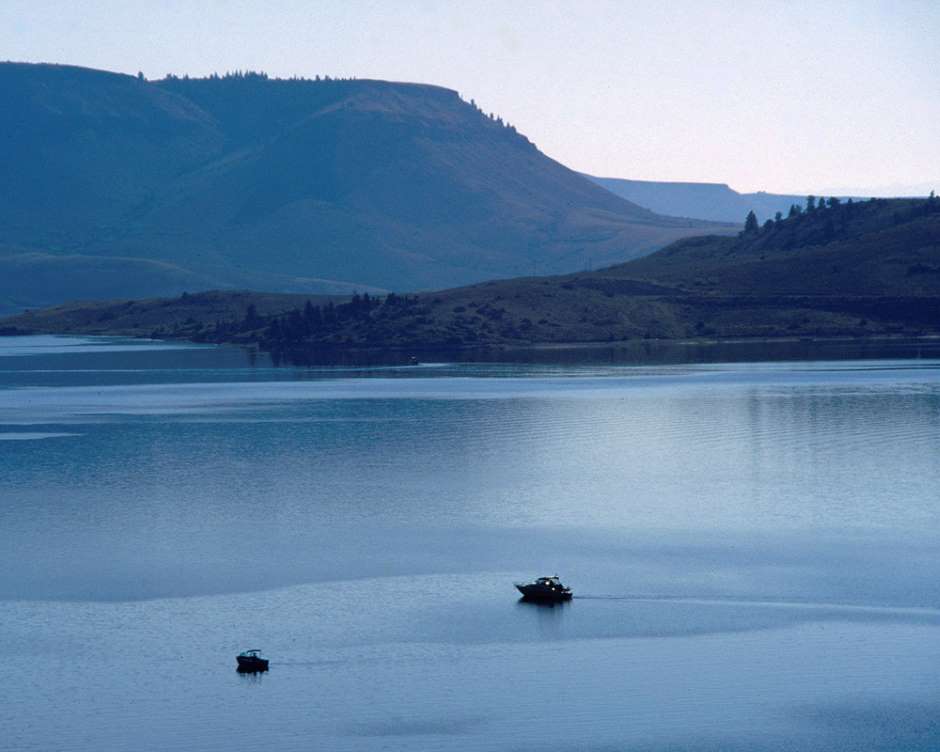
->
[515, 584, 573, 603]
[236, 656, 269, 672]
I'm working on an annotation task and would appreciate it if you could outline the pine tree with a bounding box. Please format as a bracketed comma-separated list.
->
[744, 210, 759, 233]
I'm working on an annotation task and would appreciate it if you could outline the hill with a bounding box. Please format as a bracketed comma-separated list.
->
[586, 174, 862, 224]
[6, 197, 938, 350]
[0, 63, 728, 312]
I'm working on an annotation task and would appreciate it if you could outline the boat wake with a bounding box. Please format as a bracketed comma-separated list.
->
[573, 593, 940, 617]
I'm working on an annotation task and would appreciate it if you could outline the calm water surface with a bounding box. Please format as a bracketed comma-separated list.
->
[2, 335, 939, 751]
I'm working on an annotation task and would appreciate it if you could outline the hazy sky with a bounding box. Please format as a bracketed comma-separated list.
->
[3, 0, 937, 195]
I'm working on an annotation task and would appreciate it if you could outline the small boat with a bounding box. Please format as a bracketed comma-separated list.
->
[515, 575, 573, 603]
[408, 355, 419, 366]
[236, 649, 269, 672]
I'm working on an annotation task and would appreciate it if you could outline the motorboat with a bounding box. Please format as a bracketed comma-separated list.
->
[515, 575, 573, 603]
[236, 649, 269, 672]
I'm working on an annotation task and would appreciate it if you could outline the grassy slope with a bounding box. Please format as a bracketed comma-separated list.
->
[0, 250, 221, 316]
[0, 291, 333, 337]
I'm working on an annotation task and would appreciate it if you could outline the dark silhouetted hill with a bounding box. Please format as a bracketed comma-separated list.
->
[0, 62, 728, 312]
[7, 197, 938, 348]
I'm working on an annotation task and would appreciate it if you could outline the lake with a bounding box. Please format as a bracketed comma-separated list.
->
[2, 335, 939, 751]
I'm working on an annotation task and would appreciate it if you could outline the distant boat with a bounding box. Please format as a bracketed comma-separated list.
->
[515, 575, 573, 603]
[408, 355, 419, 366]
[236, 649, 269, 672]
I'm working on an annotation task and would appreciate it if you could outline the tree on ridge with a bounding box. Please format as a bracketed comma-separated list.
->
[744, 210, 759, 233]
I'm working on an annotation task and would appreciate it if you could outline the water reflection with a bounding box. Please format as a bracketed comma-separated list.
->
[516, 597, 570, 639]
[515, 597, 571, 610]
[270, 336, 940, 368]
